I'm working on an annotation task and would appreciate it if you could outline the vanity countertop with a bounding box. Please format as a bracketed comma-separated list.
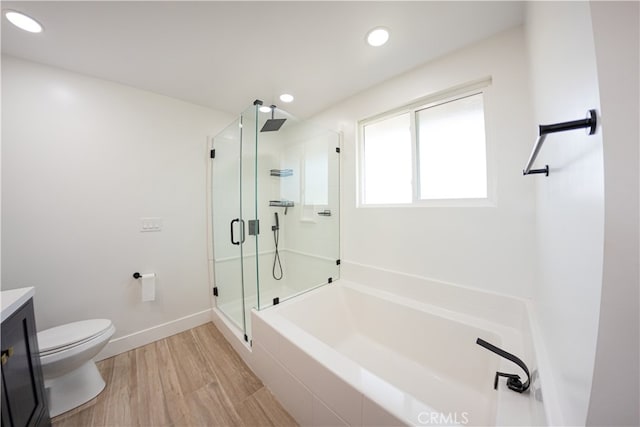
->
[1, 287, 35, 322]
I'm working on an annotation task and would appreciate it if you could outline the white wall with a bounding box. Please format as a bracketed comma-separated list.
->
[1, 56, 232, 351]
[587, 2, 640, 425]
[313, 26, 537, 299]
[525, 3, 604, 425]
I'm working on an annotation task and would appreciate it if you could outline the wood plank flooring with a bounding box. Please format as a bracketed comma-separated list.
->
[52, 322, 297, 427]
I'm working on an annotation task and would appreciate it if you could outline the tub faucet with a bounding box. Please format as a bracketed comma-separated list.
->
[476, 338, 530, 393]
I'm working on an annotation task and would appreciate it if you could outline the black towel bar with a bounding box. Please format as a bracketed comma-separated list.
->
[523, 109, 597, 176]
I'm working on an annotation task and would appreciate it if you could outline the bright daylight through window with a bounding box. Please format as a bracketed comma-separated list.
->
[360, 90, 488, 206]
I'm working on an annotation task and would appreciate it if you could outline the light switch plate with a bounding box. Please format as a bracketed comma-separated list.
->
[140, 217, 162, 232]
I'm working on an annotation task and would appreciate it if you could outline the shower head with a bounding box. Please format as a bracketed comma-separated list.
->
[261, 118, 286, 132]
[260, 105, 287, 132]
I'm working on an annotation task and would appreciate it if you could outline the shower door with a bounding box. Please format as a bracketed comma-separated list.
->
[211, 105, 260, 341]
[211, 102, 340, 341]
[211, 116, 250, 337]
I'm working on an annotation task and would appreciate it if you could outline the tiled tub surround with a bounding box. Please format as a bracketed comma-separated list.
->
[247, 266, 544, 426]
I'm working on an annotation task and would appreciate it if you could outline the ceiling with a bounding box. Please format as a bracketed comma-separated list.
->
[1, 1, 525, 118]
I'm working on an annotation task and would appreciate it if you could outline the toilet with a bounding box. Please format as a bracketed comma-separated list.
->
[37, 319, 115, 417]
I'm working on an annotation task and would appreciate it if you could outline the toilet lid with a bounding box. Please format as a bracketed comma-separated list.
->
[37, 319, 112, 353]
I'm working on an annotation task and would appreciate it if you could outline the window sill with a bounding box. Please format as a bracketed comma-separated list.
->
[357, 198, 496, 208]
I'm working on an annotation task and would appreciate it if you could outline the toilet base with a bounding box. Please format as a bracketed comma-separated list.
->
[45, 360, 106, 417]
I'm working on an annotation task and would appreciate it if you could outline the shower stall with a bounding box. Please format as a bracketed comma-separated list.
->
[209, 100, 340, 341]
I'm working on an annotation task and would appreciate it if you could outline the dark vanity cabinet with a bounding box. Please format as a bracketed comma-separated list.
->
[1, 299, 50, 427]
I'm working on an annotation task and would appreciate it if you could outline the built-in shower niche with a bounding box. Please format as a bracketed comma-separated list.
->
[210, 101, 340, 342]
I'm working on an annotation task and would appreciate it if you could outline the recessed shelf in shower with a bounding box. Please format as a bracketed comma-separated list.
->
[269, 200, 295, 208]
[270, 169, 293, 177]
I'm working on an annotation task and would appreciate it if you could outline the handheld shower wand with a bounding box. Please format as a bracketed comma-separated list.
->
[272, 212, 283, 280]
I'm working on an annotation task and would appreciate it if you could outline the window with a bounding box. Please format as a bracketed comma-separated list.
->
[362, 113, 412, 204]
[359, 85, 490, 206]
[417, 93, 487, 200]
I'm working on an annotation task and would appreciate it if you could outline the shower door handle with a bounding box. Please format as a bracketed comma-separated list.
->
[231, 219, 239, 245]
[230, 219, 246, 245]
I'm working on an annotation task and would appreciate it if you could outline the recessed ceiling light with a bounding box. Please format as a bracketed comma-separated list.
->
[366, 27, 389, 47]
[4, 10, 43, 33]
[259, 106, 272, 113]
[279, 94, 294, 103]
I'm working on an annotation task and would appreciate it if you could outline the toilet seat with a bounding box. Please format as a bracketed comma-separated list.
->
[38, 319, 113, 356]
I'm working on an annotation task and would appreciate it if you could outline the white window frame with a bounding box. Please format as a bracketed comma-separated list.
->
[357, 78, 495, 208]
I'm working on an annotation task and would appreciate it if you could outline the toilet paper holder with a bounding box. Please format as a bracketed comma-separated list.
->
[133, 272, 156, 302]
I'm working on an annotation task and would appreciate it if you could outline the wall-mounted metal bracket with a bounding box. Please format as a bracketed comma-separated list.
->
[248, 219, 260, 236]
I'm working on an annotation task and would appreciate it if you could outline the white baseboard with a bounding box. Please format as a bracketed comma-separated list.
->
[95, 309, 213, 361]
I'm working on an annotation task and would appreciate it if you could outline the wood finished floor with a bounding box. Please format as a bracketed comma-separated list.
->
[52, 322, 297, 427]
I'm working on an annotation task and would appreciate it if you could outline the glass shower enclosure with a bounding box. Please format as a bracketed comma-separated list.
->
[210, 101, 340, 341]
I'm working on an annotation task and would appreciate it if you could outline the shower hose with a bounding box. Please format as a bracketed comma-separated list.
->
[272, 224, 283, 280]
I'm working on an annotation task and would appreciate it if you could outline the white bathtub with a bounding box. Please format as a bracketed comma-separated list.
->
[251, 278, 539, 426]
